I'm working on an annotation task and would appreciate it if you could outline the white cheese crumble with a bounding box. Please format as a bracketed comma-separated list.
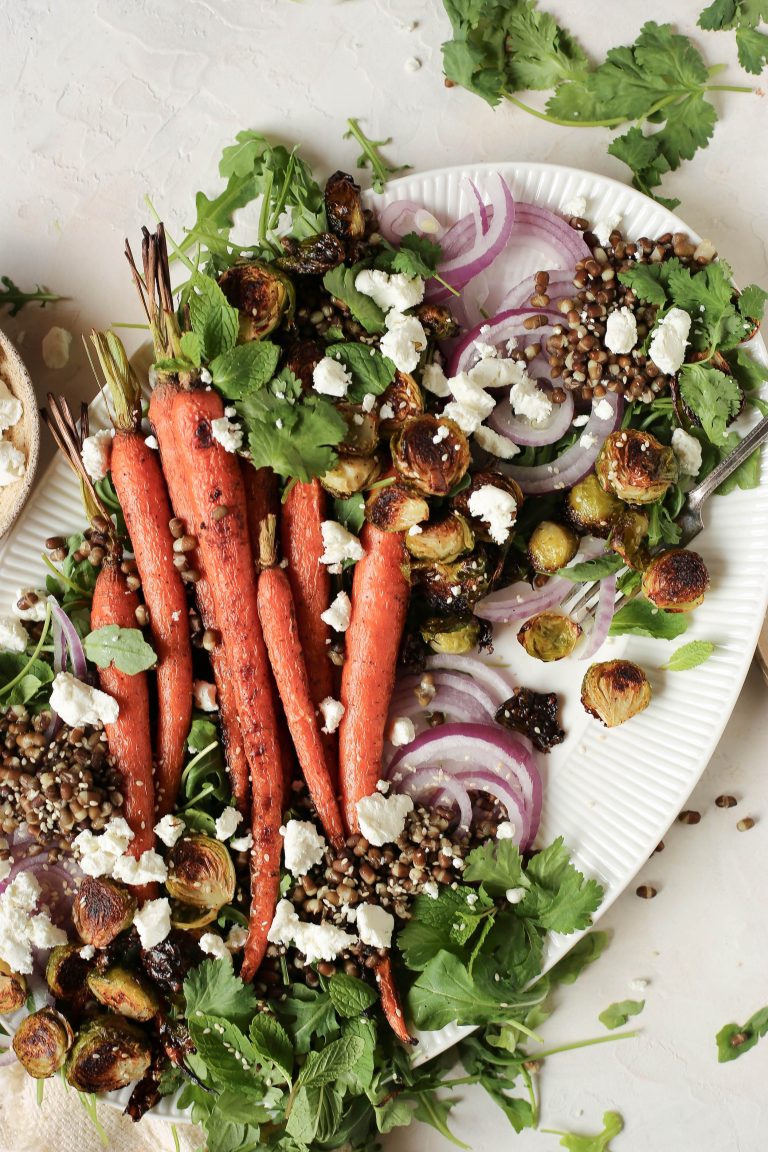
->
[226, 926, 248, 952]
[580, 432, 598, 450]
[388, 716, 416, 747]
[593, 398, 615, 421]
[0, 382, 23, 432]
[468, 356, 527, 391]
[354, 268, 425, 313]
[73, 817, 135, 878]
[380, 311, 427, 374]
[604, 306, 638, 355]
[267, 898, 358, 962]
[81, 429, 113, 482]
[154, 814, 185, 848]
[379, 402, 395, 421]
[510, 374, 553, 426]
[356, 903, 395, 948]
[444, 373, 497, 435]
[320, 591, 352, 632]
[12, 588, 48, 622]
[356, 792, 414, 846]
[313, 356, 353, 398]
[671, 427, 702, 476]
[41, 326, 73, 369]
[193, 680, 218, 712]
[79, 945, 96, 960]
[496, 821, 516, 841]
[215, 807, 243, 842]
[0, 615, 28, 653]
[0, 872, 68, 973]
[473, 424, 521, 460]
[562, 194, 588, 218]
[361, 392, 377, 413]
[592, 211, 622, 247]
[473, 339, 498, 360]
[423, 880, 439, 899]
[199, 932, 231, 962]
[407, 524, 423, 535]
[133, 898, 172, 950]
[200, 368, 213, 385]
[421, 363, 451, 398]
[467, 484, 518, 545]
[0, 440, 26, 486]
[319, 520, 364, 570]
[281, 819, 327, 875]
[144, 435, 158, 450]
[50, 671, 119, 728]
[113, 848, 168, 886]
[210, 416, 244, 453]
[505, 887, 526, 905]
[319, 696, 345, 734]
[572, 414, 590, 427]
[230, 831, 253, 852]
[648, 307, 691, 375]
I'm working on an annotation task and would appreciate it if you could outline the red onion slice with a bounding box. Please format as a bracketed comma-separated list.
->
[48, 597, 88, 679]
[428, 175, 516, 302]
[447, 307, 561, 378]
[490, 388, 575, 448]
[451, 770, 530, 848]
[377, 200, 444, 243]
[580, 572, 618, 660]
[390, 670, 499, 724]
[424, 654, 513, 707]
[469, 180, 490, 235]
[513, 202, 591, 267]
[397, 767, 474, 834]
[474, 537, 604, 624]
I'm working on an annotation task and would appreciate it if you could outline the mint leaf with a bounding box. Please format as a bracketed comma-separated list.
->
[297, 1034, 365, 1089]
[187, 1014, 259, 1089]
[662, 639, 715, 670]
[248, 1014, 293, 1081]
[183, 958, 258, 1027]
[337, 1017, 376, 1094]
[463, 840, 526, 898]
[325, 342, 396, 400]
[179, 331, 202, 366]
[678, 362, 742, 445]
[609, 597, 690, 639]
[209, 341, 280, 400]
[599, 999, 645, 1030]
[83, 626, 157, 674]
[716, 1005, 768, 1062]
[323, 264, 386, 334]
[328, 973, 378, 1017]
[188, 273, 239, 362]
[556, 554, 624, 583]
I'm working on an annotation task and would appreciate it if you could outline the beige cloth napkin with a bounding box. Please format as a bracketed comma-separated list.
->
[0, 1064, 204, 1152]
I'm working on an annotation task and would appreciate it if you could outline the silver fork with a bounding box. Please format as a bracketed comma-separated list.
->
[562, 413, 768, 622]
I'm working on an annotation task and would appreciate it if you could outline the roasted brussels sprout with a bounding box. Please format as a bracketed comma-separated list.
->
[496, 689, 565, 753]
[596, 430, 678, 505]
[169, 901, 219, 930]
[641, 548, 710, 612]
[392, 415, 470, 496]
[87, 966, 161, 1022]
[284, 338, 323, 391]
[378, 372, 425, 436]
[73, 876, 137, 949]
[414, 304, 459, 340]
[565, 473, 624, 537]
[66, 1015, 152, 1093]
[320, 454, 381, 497]
[139, 930, 202, 996]
[517, 612, 582, 662]
[218, 261, 295, 341]
[276, 232, 346, 275]
[609, 509, 651, 571]
[420, 615, 481, 655]
[13, 1008, 74, 1078]
[366, 483, 429, 533]
[0, 959, 26, 1014]
[415, 547, 495, 615]
[452, 472, 524, 544]
[46, 944, 92, 1000]
[166, 835, 236, 910]
[581, 659, 652, 727]
[324, 171, 366, 242]
[338, 404, 380, 457]
[406, 513, 474, 564]
[528, 520, 579, 573]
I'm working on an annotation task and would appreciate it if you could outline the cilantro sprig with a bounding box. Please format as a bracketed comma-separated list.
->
[699, 1, 768, 74]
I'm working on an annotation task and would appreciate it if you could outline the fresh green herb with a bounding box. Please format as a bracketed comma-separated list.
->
[679, 364, 743, 446]
[544, 1110, 624, 1151]
[609, 597, 690, 639]
[82, 626, 157, 675]
[616, 568, 643, 596]
[663, 639, 716, 670]
[183, 959, 259, 1027]
[0, 275, 61, 316]
[328, 973, 379, 1017]
[180, 719, 231, 833]
[322, 263, 386, 334]
[325, 342, 397, 400]
[209, 341, 280, 400]
[188, 273, 239, 363]
[716, 1005, 768, 1061]
[556, 554, 625, 583]
[599, 999, 645, 1030]
[333, 493, 367, 534]
[0, 654, 54, 707]
[699, 1, 768, 74]
[344, 118, 412, 193]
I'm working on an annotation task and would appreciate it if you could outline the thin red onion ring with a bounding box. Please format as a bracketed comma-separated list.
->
[490, 388, 575, 447]
[424, 655, 513, 708]
[513, 202, 591, 267]
[390, 670, 498, 723]
[580, 572, 618, 660]
[428, 175, 516, 302]
[451, 770, 530, 847]
[474, 537, 604, 624]
[48, 596, 87, 679]
[447, 308, 561, 378]
[396, 767, 474, 834]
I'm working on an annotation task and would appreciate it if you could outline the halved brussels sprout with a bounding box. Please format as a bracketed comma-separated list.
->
[415, 304, 459, 340]
[392, 415, 470, 496]
[218, 261, 295, 341]
[366, 483, 429, 533]
[609, 509, 650, 571]
[73, 876, 137, 949]
[0, 959, 26, 1014]
[337, 404, 380, 457]
[325, 171, 366, 242]
[596, 430, 678, 505]
[565, 473, 624, 537]
[284, 338, 323, 391]
[517, 612, 582, 662]
[169, 900, 219, 930]
[415, 547, 495, 615]
[46, 944, 92, 1001]
[641, 548, 710, 612]
[452, 472, 524, 545]
[87, 966, 161, 1023]
[166, 834, 236, 910]
[581, 659, 652, 727]
[13, 1008, 74, 1079]
[528, 520, 579, 573]
[276, 232, 346, 275]
[406, 513, 474, 564]
[420, 615, 481, 655]
[378, 372, 425, 437]
[66, 1015, 152, 1093]
[320, 454, 381, 498]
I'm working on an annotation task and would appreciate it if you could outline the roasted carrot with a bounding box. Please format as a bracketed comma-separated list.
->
[374, 955, 417, 1046]
[338, 523, 410, 833]
[170, 386, 283, 981]
[257, 515, 344, 848]
[281, 480, 338, 785]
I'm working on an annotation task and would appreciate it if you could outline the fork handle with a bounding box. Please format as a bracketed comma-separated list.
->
[685, 413, 768, 513]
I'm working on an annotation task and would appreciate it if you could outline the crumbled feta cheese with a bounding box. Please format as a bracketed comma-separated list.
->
[354, 269, 425, 313]
[510, 375, 553, 426]
[313, 356, 353, 398]
[356, 903, 395, 948]
[376, 779, 390, 794]
[580, 432, 598, 450]
[210, 416, 244, 453]
[50, 671, 119, 727]
[144, 435, 159, 450]
[496, 821, 516, 841]
[0, 440, 26, 486]
[473, 425, 521, 460]
[449, 373, 497, 423]
[79, 945, 96, 960]
[133, 898, 172, 950]
[671, 427, 702, 477]
[572, 414, 590, 427]
[41, 326, 73, 369]
[423, 880, 439, 899]
[154, 814, 185, 848]
[229, 832, 253, 852]
[466, 892, 478, 905]
[199, 932, 231, 962]
[320, 591, 352, 632]
[226, 926, 249, 952]
[81, 429, 113, 482]
[473, 340, 498, 360]
[592, 211, 622, 247]
[319, 696, 345, 735]
[0, 873, 67, 973]
[0, 382, 22, 432]
[593, 398, 615, 421]
[604, 306, 638, 355]
[361, 392, 377, 413]
[467, 484, 517, 545]
[505, 887, 526, 905]
[630, 977, 649, 992]
[281, 820, 327, 875]
[380, 311, 427, 374]
[73, 817, 135, 878]
[421, 363, 451, 398]
[12, 589, 48, 622]
[648, 307, 691, 375]
[468, 356, 527, 391]
[379, 402, 395, 420]
[407, 524, 423, 536]
[562, 194, 587, 218]
[193, 680, 218, 712]
[319, 520, 364, 569]
[267, 899, 357, 962]
[200, 367, 213, 385]
[0, 615, 28, 653]
[389, 716, 416, 746]
[113, 849, 168, 886]
[215, 807, 243, 841]
[356, 792, 414, 846]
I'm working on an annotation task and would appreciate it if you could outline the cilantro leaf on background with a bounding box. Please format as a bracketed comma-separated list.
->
[609, 598, 690, 639]
[323, 263, 386, 333]
[344, 118, 412, 193]
[325, 342, 397, 400]
[599, 999, 645, 1030]
[547, 1110, 624, 1151]
[556, 554, 625, 583]
[716, 1005, 768, 1061]
[738, 282, 768, 324]
[678, 363, 743, 444]
[209, 341, 280, 399]
[183, 959, 258, 1028]
[735, 25, 768, 72]
[663, 640, 716, 670]
[699, 0, 768, 74]
[83, 626, 156, 675]
[188, 273, 239, 362]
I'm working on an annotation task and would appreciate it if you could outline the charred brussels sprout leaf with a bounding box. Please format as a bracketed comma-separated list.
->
[596, 430, 678, 505]
[218, 261, 295, 342]
[324, 171, 366, 243]
[420, 615, 481, 655]
[321, 455, 381, 498]
[66, 1015, 152, 1092]
[378, 371, 425, 435]
[392, 415, 470, 496]
[366, 483, 429, 533]
[496, 688, 565, 753]
[0, 959, 27, 1014]
[276, 232, 346, 276]
[581, 659, 652, 727]
[166, 835, 236, 911]
[87, 966, 161, 1022]
[46, 944, 93, 1001]
[609, 508, 650, 571]
[73, 876, 137, 949]
[13, 1008, 74, 1079]
[517, 612, 582, 662]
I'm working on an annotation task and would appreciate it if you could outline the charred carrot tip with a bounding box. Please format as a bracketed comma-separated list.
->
[375, 955, 417, 1046]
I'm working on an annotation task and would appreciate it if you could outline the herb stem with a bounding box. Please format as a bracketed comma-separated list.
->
[522, 1065, 538, 1128]
[705, 84, 754, 94]
[41, 555, 91, 598]
[0, 603, 52, 700]
[502, 93, 628, 129]
[180, 742, 219, 788]
[258, 169, 274, 251]
[535, 1029, 640, 1060]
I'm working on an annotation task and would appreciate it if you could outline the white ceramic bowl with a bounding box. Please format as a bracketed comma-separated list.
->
[0, 329, 40, 539]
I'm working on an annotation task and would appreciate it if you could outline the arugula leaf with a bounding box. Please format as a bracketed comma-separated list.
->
[391, 233, 443, 279]
[609, 597, 690, 639]
[0, 654, 53, 706]
[679, 363, 743, 445]
[328, 973, 378, 1017]
[524, 838, 603, 933]
[547, 931, 610, 986]
[248, 1014, 293, 1082]
[556, 554, 624, 583]
[343, 119, 412, 193]
[716, 1005, 768, 1061]
[209, 341, 280, 400]
[413, 1091, 469, 1149]
[375, 1097, 415, 1134]
[325, 342, 396, 400]
[0, 275, 60, 317]
[725, 347, 768, 395]
[599, 999, 645, 1030]
[188, 717, 219, 751]
[549, 1110, 624, 1151]
[82, 626, 156, 675]
[183, 959, 258, 1028]
[188, 273, 239, 362]
[663, 639, 715, 671]
[322, 264, 386, 334]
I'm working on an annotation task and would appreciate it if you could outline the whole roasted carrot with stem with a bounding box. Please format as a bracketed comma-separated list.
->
[338, 523, 410, 833]
[257, 514, 344, 848]
[281, 479, 338, 785]
[90, 331, 192, 818]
